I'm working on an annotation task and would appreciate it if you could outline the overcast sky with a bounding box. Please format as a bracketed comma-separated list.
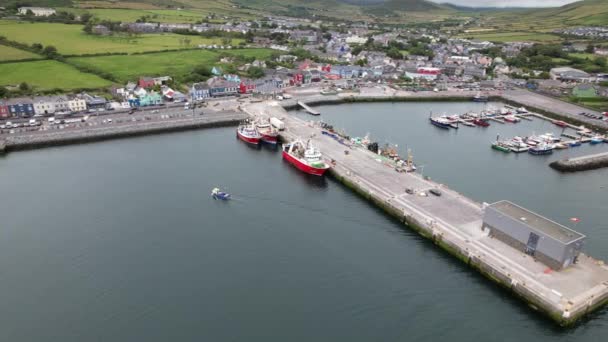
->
[430, 0, 579, 7]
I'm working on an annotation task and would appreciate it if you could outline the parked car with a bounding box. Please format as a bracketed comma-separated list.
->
[429, 188, 442, 197]
[405, 188, 414, 195]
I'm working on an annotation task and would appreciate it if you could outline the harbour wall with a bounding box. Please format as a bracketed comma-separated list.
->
[550, 152, 608, 172]
[1, 114, 246, 153]
[276, 121, 608, 327]
[326, 165, 577, 326]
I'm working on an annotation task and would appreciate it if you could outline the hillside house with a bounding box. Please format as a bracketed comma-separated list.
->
[18, 7, 55, 16]
[138, 77, 156, 89]
[139, 92, 163, 106]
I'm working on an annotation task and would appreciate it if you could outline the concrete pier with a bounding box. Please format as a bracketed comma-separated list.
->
[245, 100, 608, 326]
[297, 101, 320, 115]
[1, 112, 246, 152]
[550, 152, 608, 172]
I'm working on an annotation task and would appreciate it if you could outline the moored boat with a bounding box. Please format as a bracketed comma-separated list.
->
[282, 139, 330, 176]
[236, 122, 262, 145]
[590, 136, 604, 144]
[553, 120, 568, 127]
[472, 118, 490, 127]
[491, 141, 511, 153]
[529, 143, 554, 155]
[504, 115, 520, 123]
[429, 117, 452, 129]
[516, 107, 528, 114]
[569, 140, 582, 147]
[255, 118, 279, 145]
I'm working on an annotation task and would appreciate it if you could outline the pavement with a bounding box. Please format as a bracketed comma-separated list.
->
[502, 89, 607, 130]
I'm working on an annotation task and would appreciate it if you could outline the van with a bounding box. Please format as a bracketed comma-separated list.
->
[48, 117, 56, 124]
[29, 119, 37, 126]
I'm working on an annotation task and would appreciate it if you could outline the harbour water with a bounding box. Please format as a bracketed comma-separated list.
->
[0, 102, 607, 341]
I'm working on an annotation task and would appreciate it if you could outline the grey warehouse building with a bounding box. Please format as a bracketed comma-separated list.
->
[483, 201, 585, 270]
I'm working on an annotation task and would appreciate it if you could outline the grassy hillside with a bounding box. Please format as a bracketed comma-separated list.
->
[0, 60, 112, 90]
[67, 48, 274, 82]
[0, 21, 242, 55]
[477, 0, 608, 32]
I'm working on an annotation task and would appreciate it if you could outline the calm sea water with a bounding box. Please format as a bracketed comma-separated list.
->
[0, 102, 606, 341]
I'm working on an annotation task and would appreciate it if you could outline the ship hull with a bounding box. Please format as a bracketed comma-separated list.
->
[282, 151, 329, 176]
[237, 129, 260, 145]
[429, 118, 450, 129]
[260, 132, 278, 144]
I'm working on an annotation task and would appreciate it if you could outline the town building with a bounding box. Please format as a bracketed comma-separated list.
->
[550, 67, 591, 82]
[68, 96, 87, 113]
[138, 77, 156, 89]
[190, 83, 210, 100]
[6, 98, 35, 117]
[0, 101, 9, 118]
[482, 200, 585, 270]
[81, 94, 107, 111]
[406, 67, 442, 80]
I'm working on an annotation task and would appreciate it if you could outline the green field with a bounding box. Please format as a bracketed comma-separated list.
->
[67, 48, 274, 82]
[0, 21, 243, 55]
[0, 60, 112, 90]
[59, 8, 207, 23]
[0, 45, 41, 62]
[221, 48, 275, 60]
[458, 31, 561, 43]
[569, 53, 601, 61]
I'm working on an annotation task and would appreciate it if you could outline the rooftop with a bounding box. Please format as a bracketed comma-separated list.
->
[489, 200, 585, 244]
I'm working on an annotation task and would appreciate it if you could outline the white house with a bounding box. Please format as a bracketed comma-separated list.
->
[68, 96, 87, 113]
[346, 35, 367, 45]
[33, 96, 56, 115]
[18, 7, 56, 16]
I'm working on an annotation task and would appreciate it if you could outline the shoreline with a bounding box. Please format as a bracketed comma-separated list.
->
[1, 89, 605, 155]
[0, 114, 246, 153]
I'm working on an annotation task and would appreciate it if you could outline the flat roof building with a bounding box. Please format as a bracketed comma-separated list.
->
[483, 200, 585, 270]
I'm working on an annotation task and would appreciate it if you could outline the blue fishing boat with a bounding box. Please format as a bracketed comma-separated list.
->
[429, 117, 451, 129]
[569, 140, 582, 147]
[528, 143, 554, 155]
[211, 188, 231, 200]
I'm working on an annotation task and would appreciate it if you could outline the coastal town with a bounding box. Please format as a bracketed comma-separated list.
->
[1, 5, 608, 124]
[2, 1, 608, 334]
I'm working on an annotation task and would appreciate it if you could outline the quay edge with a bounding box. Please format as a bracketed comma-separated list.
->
[325, 166, 598, 327]
[1, 116, 245, 153]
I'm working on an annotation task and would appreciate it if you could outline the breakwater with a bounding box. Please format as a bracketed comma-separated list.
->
[550, 152, 608, 172]
[1, 114, 246, 152]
